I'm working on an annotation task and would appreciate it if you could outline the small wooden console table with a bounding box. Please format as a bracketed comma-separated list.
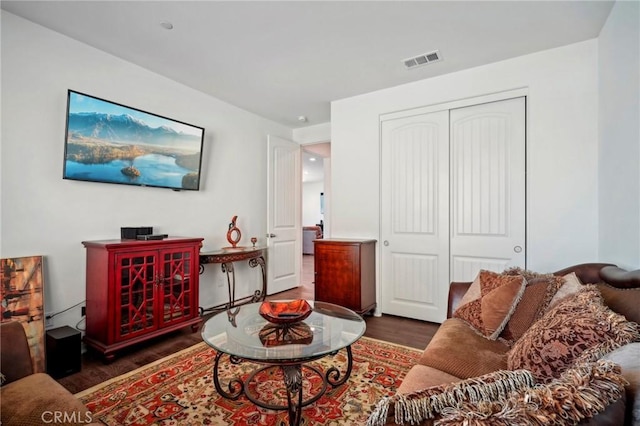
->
[199, 247, 267, 314]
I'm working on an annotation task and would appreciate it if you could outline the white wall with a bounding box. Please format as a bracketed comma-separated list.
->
[332, 40, 600, 278]
[302, 181, 324, 226]
[1, 12, 293, 329]
[292, 122, 331, 145]
[598, 1, 640, 270]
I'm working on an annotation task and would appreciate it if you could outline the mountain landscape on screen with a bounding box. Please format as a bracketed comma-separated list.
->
[67, 112, 202, 150]
[63, 91, 204, 191]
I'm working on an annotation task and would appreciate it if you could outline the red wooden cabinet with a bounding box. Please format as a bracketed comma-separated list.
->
[83, 237, 203, 360]
[313, 239, 376, 315]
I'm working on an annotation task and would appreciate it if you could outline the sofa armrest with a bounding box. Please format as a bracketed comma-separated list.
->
[447, 281, 472, 319]
[599, 266, 640, 289]
[552, 262, 615, 285]
[0, 321, 34, 384]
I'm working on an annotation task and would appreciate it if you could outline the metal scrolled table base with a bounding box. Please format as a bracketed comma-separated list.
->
[212, 346, 354, 426]
[221, 256, 267, 307]
[198, 250, 266, 315]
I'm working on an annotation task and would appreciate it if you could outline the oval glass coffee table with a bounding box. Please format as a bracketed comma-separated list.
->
[201, 300, 366, 426]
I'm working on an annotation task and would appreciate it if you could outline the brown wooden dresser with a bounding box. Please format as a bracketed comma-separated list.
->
[313, 238, 376, 315]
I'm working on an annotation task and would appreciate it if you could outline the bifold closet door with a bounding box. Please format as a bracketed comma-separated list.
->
[449, 97, 526, 282]
[380, 110, 450, 322]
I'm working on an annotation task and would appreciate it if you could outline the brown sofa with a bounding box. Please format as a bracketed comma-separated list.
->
[0, 321, 100, 425]
[388, 263, 640, 425]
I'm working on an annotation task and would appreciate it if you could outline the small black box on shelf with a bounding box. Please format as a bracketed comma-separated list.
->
[121, 226, 153, 239]
[46, 326, 81, 379]
[136, 234, 168, 241]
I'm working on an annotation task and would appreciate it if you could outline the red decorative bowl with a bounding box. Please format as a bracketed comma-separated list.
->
[259, 300, 312, 324]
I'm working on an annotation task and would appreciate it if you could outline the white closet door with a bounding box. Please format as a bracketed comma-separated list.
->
[380, 96, 526, 322]
[450, 97, 526, 282]
[380, 110, 450, 322]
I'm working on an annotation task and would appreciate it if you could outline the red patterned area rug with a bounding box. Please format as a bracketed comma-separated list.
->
[76, 337, 421, 425]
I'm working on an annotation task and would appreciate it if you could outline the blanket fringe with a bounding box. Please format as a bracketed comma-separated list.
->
[433, 360, 627, 426]
[366, 369, 535, 426]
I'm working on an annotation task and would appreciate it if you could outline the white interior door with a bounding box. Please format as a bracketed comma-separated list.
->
[380, 110, 450, 322]
[450, 97, 526, 282]
[267, 135, 301, 294]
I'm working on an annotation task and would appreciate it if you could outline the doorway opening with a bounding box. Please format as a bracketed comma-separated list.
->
[301, 143, 330, 298]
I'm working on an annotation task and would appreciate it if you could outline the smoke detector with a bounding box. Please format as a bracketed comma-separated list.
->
[403, 50, 442, 69]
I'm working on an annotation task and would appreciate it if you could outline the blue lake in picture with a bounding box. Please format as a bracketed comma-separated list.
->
[64, 153, 192, 189]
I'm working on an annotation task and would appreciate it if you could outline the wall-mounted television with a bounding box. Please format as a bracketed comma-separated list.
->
[63, 90, 205, 191]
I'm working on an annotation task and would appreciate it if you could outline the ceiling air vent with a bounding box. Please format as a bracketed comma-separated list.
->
[403, 50, 442, 70]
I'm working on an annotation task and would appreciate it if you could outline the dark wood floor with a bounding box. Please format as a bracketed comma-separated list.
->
[58, 255, 439, 394]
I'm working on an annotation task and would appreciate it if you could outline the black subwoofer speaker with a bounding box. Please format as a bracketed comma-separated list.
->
[46, 326, 81, 379]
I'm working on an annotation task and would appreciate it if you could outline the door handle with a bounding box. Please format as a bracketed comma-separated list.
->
[514, 246, 522, 253]
[383, 240, 389, 246]
[266, 233, 276, 238]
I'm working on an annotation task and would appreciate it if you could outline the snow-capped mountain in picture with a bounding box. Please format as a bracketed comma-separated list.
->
[67, 112, 202, 150]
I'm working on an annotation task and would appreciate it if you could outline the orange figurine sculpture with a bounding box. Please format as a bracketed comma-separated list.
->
[226, 215, 242, 248]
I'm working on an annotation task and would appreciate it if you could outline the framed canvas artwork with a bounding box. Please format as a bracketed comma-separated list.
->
[1, 256, 46, 372]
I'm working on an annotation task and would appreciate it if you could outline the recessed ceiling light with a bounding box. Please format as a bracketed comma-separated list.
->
[309, 157, 316, 162]
[297, 115, 308, 122]
[160, 21, 174, 30]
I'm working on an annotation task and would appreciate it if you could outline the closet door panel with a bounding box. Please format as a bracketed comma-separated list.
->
[380, 110, 449, 322]
[450, 97, 526, 282]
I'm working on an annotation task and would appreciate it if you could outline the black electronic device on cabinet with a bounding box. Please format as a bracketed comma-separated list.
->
[121, 226, 153, 239]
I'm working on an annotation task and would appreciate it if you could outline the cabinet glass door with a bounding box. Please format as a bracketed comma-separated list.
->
[159, 248, 194, 327]
[116, 251, 158, 340]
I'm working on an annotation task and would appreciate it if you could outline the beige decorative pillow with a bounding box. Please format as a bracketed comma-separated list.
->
[545, 272, 583, 311]
[507, 285, 640, 383]
[453, 270, 526, 339]
[456, 272, 481, 308]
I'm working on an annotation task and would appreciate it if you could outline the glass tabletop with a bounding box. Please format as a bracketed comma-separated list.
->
[201, 300, 366, 363]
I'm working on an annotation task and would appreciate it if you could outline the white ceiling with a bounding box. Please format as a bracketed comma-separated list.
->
[1, 1, 614, 128]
